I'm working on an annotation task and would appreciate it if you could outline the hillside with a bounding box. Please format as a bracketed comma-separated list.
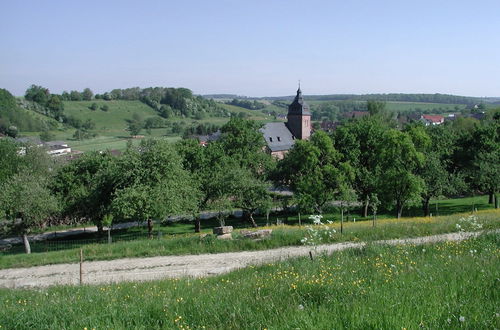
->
[0, 89, 60, 135]
[63, 100, 160, 133]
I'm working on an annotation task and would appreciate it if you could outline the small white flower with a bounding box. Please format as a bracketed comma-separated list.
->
[459, 316, 465, 322]
[298, 304, 304, 310]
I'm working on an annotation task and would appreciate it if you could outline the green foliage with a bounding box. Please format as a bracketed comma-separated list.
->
[379, 130, 425, 218]
[111, 140, 200, 222]
[227, 98, 266, 110]
[50, 151, 115, 226]
[219, 118, 273, 175]
[0, 89, 50, 133]
[126, 114, 143, 136]
[24, 85, 49, 105]
[0, 139, 21, 184]
[82, 88, 93, 101]
[0, 173, 58, 235]
[366, 100, 386, 116]
[276, 131, 354, 213]
[39, 130, 55, 142]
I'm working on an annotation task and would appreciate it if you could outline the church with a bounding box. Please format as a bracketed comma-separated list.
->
[260, 87, 312, 159]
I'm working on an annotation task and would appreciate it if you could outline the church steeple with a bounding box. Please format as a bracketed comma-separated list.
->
[288, 85, 311, 116]
[286, 85, 311, 140]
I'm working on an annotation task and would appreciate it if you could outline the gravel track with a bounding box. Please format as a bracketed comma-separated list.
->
[0, 230, 495, 289]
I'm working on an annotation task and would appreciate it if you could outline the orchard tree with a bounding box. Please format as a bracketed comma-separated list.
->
[51, 151, 115, 233]
[475, 150, 500, 208]
[333, 116, 386, 217]
[379, 130, 425, 218]
[176, 139, 238, 232]
[47, 94, 64, 119]
[0, 173, 58, 253]
[275, 131, 354, 214]
[0, 139, 21, 184]
[231, 167, 272, 227]
[219, 117, 274, 176]
[109, 140, 200, 234]
[82, 88, 94, 101]
[127, 113, 143, 136]
[25, 85, 50, 105]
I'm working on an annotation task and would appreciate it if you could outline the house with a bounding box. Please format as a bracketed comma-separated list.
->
[260, 87, 311, 159]
[420, 114, 445, 126]
[43, 141, 72, 156]
[14, 138, 74, 156]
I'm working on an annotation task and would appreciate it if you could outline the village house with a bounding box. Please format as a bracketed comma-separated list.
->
[15, 137, 74, 157]
[420, 114, 445, 126]
[260, 87, 311, 159]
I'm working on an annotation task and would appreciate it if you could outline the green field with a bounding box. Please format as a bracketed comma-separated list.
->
[1, 208, 498, 270]
[63, 100, 160, 133]
[0, 232, 497, 329]
[384, 101, 465, 113]
[307, 100, 466, 114]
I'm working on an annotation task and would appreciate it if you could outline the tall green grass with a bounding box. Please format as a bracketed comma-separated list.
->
[0, 233, 498, 329]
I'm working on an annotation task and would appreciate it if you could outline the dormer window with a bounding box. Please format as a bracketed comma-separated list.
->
[269, 137, 273, 142]
[277, 137, 281, 142]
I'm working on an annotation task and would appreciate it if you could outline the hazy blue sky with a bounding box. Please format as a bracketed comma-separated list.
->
[1, 0, 499, 97]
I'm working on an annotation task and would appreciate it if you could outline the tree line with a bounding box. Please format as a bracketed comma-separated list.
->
[267, 93, 486, 105]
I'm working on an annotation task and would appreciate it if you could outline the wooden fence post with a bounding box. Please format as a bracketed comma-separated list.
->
[79, 248, 83, 285]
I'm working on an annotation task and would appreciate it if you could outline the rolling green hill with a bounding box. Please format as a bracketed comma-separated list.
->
[63, 100, 160, 133]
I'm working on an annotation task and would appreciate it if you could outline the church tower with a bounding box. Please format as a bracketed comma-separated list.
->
[286, 86, 311, 140]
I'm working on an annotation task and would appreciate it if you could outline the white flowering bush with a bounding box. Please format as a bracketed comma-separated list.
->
[455, 215, 483, 232]
[301, 215, 336, 246]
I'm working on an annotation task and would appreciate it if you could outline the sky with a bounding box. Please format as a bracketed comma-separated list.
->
[1, 0, 499, 97]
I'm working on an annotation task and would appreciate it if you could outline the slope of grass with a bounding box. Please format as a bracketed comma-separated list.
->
[1, 209, 498, 270]
[63, 100, 160, 133]
[0, 232, 498, 329]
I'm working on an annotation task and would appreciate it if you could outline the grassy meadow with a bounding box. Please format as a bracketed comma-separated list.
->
[1, 208, 498, 270]
[0, 232, 498, 329]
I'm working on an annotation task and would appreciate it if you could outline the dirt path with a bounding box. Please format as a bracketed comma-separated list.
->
[0, 230, 495, 289]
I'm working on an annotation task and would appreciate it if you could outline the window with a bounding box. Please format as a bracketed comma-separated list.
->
[269, 137, 273, 142]
[277, 137, 281, 142]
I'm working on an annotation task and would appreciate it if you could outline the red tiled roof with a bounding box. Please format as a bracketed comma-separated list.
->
[422, 115, 444, 123]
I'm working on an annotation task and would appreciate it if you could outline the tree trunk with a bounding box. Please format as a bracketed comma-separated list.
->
[340, 208, 344, 234]
[194, 218, 201, 233]
[396, 201, 403, 219]
[147, 218, 153, 238]
[422, 197, 430, 217]
[22, 233, 31, 254]
[495, 193, 499, 209]
[489, 192, 494, 204]
[363, 198, 369, 218]
[249, 213, 258, 228]
[97, 223, 104, 237]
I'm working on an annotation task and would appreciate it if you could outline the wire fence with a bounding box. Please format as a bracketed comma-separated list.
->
[0, 230, 164, 255]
